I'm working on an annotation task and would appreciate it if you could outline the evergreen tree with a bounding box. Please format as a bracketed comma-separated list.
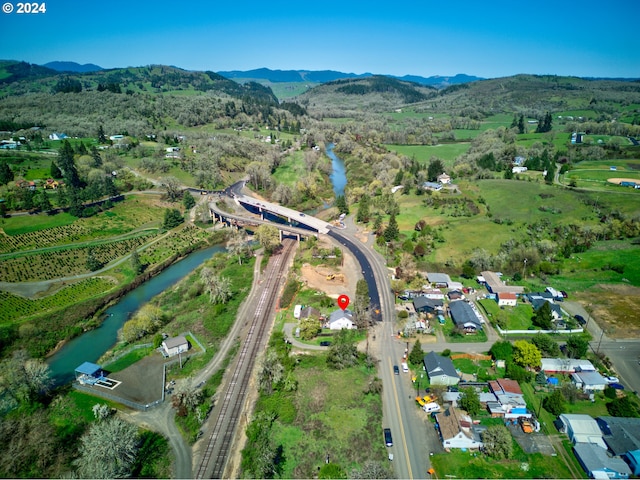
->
[335, 195, 349, 215]
[459, 387, 481, 416]
[383, 213, 399, 242]
[427, 158, 445, 182]
[0, 161, 14, 185]
[356, 194, 370, 223]
[517, 114, 525, 134]
[49, 161, 62, 179]
[97, 125, 107, 144]
[58, 140, 82, 188]
[532, 302, 553, 329]
[409, 339, 424, 366]
[90, 146, 103, 167]
[373, 214, 383, 236]
[182, 191, 196, 210]
[35, 191, 52, 212]
[163, 208, 184, 229]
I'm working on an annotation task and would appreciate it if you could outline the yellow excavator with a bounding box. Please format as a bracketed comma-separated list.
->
[326, 273, 345, 281]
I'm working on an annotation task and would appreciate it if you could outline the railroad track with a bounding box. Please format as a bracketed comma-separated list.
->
[195, 239, 296, 479]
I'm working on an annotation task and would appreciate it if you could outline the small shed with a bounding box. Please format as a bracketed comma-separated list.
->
[75, 362, 104, 384]
[162, 335, 189, 357]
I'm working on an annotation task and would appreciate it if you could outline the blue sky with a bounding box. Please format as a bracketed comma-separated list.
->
[1, 0, 638, 78]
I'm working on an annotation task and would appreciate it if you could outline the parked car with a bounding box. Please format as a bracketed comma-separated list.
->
[574, 314, 586, 326]
[384, 428, 393, 447]
[320, 341, 331, 347]
[605, 376, 619, 384]
[393, 365, 400, 375]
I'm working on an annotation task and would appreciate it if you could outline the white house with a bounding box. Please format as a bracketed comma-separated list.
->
[328, 309, 355, 330]
[497, 292, 518, 307]
[435, 406, 484, 450]
[437, 173, 451, 184]
[541, 358, 595, 374]
[162, 335, 189, 357]
[572, 371, 608, 392]
[512, 166, 528, 174]
[558, 414, 607, 449]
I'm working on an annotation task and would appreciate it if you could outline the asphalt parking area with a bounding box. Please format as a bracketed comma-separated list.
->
[508, 424, 556, 455]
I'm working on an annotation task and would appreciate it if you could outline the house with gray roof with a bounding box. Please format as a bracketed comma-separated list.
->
[328, 309, 355, 330]
[572, 370, 607, 392]
[413, 296, 443, 314]
[597, 416, 640, 457]
[558, 414, 607, 449]
[424, 351, 459, 386]
[448, 300, 482, 332]
[426, 272, 451, 288]
[573, 443, 631, 479]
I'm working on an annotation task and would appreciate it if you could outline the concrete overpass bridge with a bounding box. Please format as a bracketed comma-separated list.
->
[233, 194, 332, 234]
[208, 196, 327, 241]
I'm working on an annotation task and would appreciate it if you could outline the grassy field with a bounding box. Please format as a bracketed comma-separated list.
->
[384, 142, 471, 165]
[265, 354, 385, 478]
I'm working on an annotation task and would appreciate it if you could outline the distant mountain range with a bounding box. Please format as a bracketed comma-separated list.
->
[35, 62, 482, 89]
[216, 68, 483, 88]
[43, 61, 104, 73]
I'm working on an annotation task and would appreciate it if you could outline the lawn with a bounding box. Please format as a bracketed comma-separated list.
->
[478, 299, 534, 331]
[104, 346, 155, 373]
[430, 442, 575, 479]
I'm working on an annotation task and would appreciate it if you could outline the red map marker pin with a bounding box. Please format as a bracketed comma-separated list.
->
[337, 294, 350, 310]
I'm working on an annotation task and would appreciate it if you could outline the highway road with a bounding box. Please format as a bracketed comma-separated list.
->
[221, 186, 436, 478]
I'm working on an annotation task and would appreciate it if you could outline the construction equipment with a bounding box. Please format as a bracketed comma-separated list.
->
[326, 273, 345, 281]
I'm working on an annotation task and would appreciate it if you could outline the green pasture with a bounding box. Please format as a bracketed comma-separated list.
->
[515, 132, 572, 150]
[384, 142, 470, 164]
[0, 211, 77, 235]
[556, 109, 598, 120]
[272, 151, 306, 186]
[554, 242, 640, 288]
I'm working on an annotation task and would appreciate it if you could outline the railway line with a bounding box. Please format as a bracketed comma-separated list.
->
[194, 239, 296, 479]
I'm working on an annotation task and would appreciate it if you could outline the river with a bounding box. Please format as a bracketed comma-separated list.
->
[47, 244, 225, 385]
[47, 147, 348, 385]
[326, 143, 347, 198]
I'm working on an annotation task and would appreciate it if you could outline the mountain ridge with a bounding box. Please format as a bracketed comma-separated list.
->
[43, 61, 104, 73]
[216, 67, 484, 88]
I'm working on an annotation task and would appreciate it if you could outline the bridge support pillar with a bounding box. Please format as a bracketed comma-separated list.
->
[279, 230, 283, 241]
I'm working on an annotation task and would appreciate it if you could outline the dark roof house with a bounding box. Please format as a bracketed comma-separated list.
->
[424, 351, 459, 386]
[597, 416, 640, 457]
[448, 300, 482, 331]
[413, 296, 443, 313]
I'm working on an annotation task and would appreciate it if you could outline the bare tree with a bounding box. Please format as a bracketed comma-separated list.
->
[161, 175, 182, 202]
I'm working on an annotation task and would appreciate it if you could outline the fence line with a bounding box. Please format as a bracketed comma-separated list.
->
[102, 343, 153, 368]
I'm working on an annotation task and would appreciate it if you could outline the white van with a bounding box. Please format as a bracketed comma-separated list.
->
[423, 402, 441, 414]
[401, 362, 409, 373]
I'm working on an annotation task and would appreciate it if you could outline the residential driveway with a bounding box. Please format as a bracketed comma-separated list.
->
[283, 323, 325, 350]
[507, 423, 555, 455]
